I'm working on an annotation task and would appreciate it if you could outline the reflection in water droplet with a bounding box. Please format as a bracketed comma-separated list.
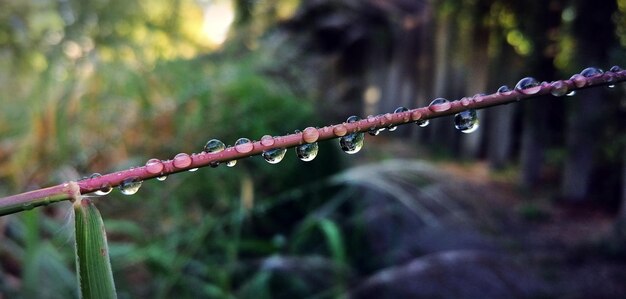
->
[226, 160, 237, 167]
[210, 161, 220, 168]
[416, 120, 429, 127]
[608, 84, 615, 89]
[340, 132, 364, 154]
[515, 77, 541, 95]
[388, 107, 408, 131]
[204, 139, 226, 153]
[235, 138, 253, 153]
[497, 85, 511, 94]
[262, 148, 287, 164]
[609, 65, 622, 72]
[145, 158, 164, 174]
[188, 168, 198, 172]
[549, 81, 568, 97]
[566, 90, 576, 96]
[173, 153, 192, 168]
[119, 177, 142, 195]
[454, 109, 479, 133]
[296, 143, 319, 161]
[156, 175, 167, 181]
[580, 67, 603, 78]
[428, 98, 451, 112]
[302, 127, 319, 143]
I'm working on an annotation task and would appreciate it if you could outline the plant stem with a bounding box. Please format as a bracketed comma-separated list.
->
[0, 70, 624, 216]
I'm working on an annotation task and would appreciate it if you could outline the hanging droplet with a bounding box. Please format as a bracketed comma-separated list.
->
[296, 142, 319, 162]
[260, 135, 275, 147]
[173, 153, 192, 168]
[454, 109, 479, 133]
[549, 81, 568, 97]
[188, 168, 198, 172]
[515, 77, 541, 95]
[234, 138, 254, 154]
[209, 161, 220, 168]
[339, 132, 364, 154]
[145, 158, 164, 174]
[204, 139, 226, 154]
[368, 128, 381, 136]
[119, 177, 142, 195]
[609, 65, 622, 72]
[262, 148, 287, 164]
[416, 120, 429, 127]
[580, 66, 603, 78]
[89, 173, 112, 196]
[226, 160, 237, 167]
[302, 127, 319, 143]
[388, 106, 408, 131]
[608, 84, 615, 89]
[428, 98, 451, 112]
[156, 175, 167, 181]
[566, 90, 576, 96]
[497, 85, 511, 94]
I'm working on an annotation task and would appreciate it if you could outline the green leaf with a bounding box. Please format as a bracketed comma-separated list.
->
[74, 199, 117, 299]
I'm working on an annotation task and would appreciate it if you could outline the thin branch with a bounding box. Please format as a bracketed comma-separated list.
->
[0, 69, 624, 216]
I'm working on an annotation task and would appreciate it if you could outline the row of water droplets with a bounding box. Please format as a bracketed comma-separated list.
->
[93, 65, 624, 196]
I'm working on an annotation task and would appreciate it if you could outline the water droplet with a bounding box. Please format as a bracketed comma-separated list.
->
[296, 143, 319, 161]
[368, 128, 382, 136]
[260, 135, 275, 147]
[188, 168, 198, 172]
[566, 90, 576, 96]
[428, 98, 451, 112]
[411, 110, 422, 121]
[156, 175, 167, 181]
[88, 173, 112, 195]
[339, 131, 364, 154]
[367, 115, 376, 123]
[173, 153, 192, 168]
[226, 160, 237, 167]
[388, 107, 408, 131]
[549, 81, 568, 97]
[234, 138, 254, 154]
[145, 158, 164, 174]
[204, 139, 226, 153]
[262, 148, 287, 164]
[609, 65, 622, 72]
[515, 77, 541, 95]
[119, 177, 142, 195]
[580, 66, 603, 78]
[460, 97, 471, 106]
[497, 85, 511, 94]
[454, 109, 479, 133]
[416, 120, 429, 127]
[608, 84, 615, 89]
[209, 161, 220, 168]
[333, 125, 348, 137]
[22, 203, 33, 211]
[570, 74, 587, 88]
[472, 93, 485, 103]
[302, 127, 319, 143]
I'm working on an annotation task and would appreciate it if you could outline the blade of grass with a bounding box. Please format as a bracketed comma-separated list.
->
[74, 193, 117, 299]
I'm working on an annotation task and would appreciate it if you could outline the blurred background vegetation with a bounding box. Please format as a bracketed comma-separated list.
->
[0, 0, 626, 298]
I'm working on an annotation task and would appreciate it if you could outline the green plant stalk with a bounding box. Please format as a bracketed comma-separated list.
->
[0, 69, 624, 216]
[74, 192, 117, 299]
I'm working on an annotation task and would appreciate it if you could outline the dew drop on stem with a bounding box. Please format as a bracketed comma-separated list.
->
[580, 66, 603, 78]
[262, 148, 287, 164]
[416, 120, 429, 127]
[428, 98, 451, 112]
[119, 177, 142, 195]
[89, 173, 112, 195]
[570, 74, 587, 88]
[515, 77, 541, 95]
[204, 139, 226, 153]
[156, 175, 167, 181]
[296, 142, 319, 162]
[340, 115, 365, 154]
[260, 135, 275, 147]
[609, 65, 622, 72]
[549, 81, 568, 97]
[173, 153, 192, 168]
[302, 127, 319, 143]
[454, 109, 479, 133]
[235, 138, 254, 154]
[497, 85, 511, 94]
[145, 158, 164, 174]
[388, 106, 408, 131]
[226, 160, 237, 167]
[188, 168, 198, 172]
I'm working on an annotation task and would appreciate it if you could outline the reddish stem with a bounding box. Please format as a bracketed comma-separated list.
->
[1, 70, 624, 216]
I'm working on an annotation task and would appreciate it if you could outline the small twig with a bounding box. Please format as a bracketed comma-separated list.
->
[0, 69, 624, 216]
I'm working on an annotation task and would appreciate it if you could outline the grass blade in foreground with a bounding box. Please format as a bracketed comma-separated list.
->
[74, 197, 117, 299]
